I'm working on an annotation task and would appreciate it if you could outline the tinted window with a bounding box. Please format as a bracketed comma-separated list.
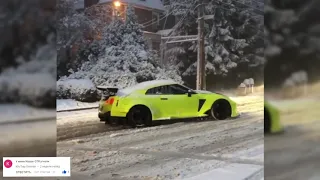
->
[168, 84, 190, 95]
[145, 85, 169, 95]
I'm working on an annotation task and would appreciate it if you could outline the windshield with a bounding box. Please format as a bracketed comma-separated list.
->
[181, 83, 196, 93]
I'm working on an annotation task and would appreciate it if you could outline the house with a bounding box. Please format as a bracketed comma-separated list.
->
[75, 0, 176, 53]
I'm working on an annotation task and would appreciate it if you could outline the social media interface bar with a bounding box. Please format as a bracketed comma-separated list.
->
[3, 157, 71, 177]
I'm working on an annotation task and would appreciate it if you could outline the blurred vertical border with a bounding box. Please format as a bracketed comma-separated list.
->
[264, 0, 320, 180]
[0, 0, 57, 166]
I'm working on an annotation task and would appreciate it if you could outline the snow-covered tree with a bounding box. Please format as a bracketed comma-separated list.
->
[56, 0, 113, 78]
[0, 0, 56, 108]
[63, 5, 182, 89]
[165, 0, 264, 79]
[264, 0, 320, 88]
[57, 0, 93, 78]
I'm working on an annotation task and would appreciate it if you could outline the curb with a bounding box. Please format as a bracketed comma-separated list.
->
[183, 164, 263, 180]
[245, 167, 264, 180]
[57, 106, 98, 112]
[0, 116, 55, 125]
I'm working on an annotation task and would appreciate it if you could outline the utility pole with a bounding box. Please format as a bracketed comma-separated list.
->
[160, 38, 165, 67]
[196, 0, 205, 90]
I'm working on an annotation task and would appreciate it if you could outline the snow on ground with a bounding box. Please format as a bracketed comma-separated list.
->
[57, 99, 99, 112]
[0, 73, 56, 107]
[0, 104, 55, 123]
[57, 79, 96, 94]
[56, 95, 264, 180]
[57, 78, 98, 102]
[265, 86, 320, 180]
[265, 118, 320, 180]
[184, 163, 263, 180]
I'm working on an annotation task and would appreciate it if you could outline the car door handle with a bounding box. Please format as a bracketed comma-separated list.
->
[160, 98, 168, 100]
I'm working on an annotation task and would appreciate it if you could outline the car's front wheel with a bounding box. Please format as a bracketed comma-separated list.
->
[127, 105, 152, 128]
[210, 99, 232, 120]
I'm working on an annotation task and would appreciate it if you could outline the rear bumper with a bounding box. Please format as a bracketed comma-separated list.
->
[98, 111, 110, 121]
[110, 108, 128, 117]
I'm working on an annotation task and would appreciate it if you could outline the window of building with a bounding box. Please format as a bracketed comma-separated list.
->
[152, 12, 160, 30]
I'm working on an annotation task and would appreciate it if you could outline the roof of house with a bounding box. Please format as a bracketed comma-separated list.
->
[99, 0, 165, 11]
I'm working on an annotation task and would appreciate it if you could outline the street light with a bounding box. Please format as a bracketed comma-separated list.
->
[114, 1, 121, 7]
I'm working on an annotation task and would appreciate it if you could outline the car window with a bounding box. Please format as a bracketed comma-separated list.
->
[146, 87, 160, 95]
[168, 84, 189, 95]
[145, 85, 169, 95]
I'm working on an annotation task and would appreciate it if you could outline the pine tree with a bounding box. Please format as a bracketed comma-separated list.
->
[0, 0, 56, 108]
[265, 0, 320, 87]
[165, 0, 264, 79]
[65, 5, 182, 88]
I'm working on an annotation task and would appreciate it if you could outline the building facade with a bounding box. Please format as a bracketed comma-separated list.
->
[75, 0, 176, 53]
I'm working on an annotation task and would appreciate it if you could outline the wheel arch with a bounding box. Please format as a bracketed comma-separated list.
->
[127, 104, 153, 120]
[204, 98, 232, 116]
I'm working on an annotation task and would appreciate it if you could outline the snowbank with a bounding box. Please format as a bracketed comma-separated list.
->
[0, 104, 55, 123]
[0, 43, 56, 108]
[56, 99, 99, 112]
[57, 79, 99, 102]
[0, 73, 56, 108]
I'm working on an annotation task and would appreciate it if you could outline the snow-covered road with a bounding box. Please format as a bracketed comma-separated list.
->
[55, 95, 264, 180]
[265, 97, 320, 180]
[0, 116, 56, 161]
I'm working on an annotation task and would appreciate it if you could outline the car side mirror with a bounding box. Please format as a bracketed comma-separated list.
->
[187, 90, 193, 97]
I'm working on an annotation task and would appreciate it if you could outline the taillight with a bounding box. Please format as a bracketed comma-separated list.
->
[108, 98, 115, 105]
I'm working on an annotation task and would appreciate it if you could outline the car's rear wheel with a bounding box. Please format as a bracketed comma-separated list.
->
[127, 105, 152, 128]
[264, 107, 271, 133]
[210, 99, 231, 120]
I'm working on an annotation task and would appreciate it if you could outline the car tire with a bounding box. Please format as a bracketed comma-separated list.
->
[210, 99, 231, 120]
[264, 107, 271, 133]
[127, 105, 152, 128]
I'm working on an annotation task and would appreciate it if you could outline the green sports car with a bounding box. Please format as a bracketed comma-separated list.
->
[97, 80, 240, 127]
[264, 101, 284, 134]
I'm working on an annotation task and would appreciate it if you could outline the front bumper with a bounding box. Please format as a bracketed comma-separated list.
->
[267, 126, 285, 135]
[231, 112, 241, 119]
[270, 124, 285, 134]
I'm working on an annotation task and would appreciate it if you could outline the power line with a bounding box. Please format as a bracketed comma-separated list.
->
[141, 11, 174, 27]
[166, 38, 198, 44]
[159, 1, 198, 67]
[161, 0, 263, 35]
[164, 1, 199, 44]
[163, 5, 263, 43]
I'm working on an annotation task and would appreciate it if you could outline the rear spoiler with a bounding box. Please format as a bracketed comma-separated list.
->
[96, 86, 119, 94]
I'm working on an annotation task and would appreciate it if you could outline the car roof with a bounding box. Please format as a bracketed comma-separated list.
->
[118, 79, 177, 95]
